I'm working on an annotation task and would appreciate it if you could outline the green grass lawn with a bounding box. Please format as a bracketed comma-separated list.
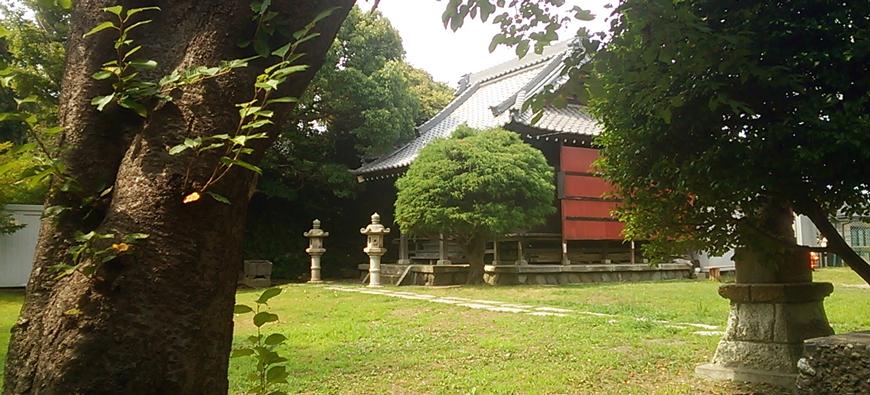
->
[2, 267, 868, 393]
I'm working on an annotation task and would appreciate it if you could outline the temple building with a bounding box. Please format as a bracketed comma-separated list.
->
[352, 42, 692, 285]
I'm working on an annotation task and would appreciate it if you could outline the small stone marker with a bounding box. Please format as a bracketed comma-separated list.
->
[241, 260, 272, 288]
[304, 219, 329, 283]
[361, 213, 390, 287]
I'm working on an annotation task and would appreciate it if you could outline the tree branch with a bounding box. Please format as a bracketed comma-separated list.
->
[795, 198, 870, 285]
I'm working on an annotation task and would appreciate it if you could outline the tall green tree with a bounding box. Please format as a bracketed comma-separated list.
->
[260, 6, 453, 203]
[3, 1, 353, 392]
[0, 2, 68, 233]
[589, 0, 870, 283]
[395, 126, 555, 283]
[246, 7, 453, 279]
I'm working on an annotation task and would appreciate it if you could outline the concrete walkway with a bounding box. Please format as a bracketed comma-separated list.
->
[324, 285, 723, 336]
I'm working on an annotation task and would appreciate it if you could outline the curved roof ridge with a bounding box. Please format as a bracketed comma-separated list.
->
[467, 41, 571, 86]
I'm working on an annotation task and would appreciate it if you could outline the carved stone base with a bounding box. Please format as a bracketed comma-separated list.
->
[697, 282, 834, 389]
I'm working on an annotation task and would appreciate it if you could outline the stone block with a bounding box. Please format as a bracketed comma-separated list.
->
[712, 340, 804, 372]
[772, 302, 834, 344]
[724, 303, 775, 342]
[796, 332, 870, 394]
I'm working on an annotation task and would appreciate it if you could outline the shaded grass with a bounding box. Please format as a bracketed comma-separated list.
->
[0, 289, 25, 390]
[0, 268, 866, 393]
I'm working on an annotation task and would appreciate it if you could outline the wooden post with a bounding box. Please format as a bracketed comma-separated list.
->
[398, 234, 410, 265]
[561, 240, 571, 265]
[630, 240, 636, 265]
[515, 238, 528, 265]
[492, 237, 501, 265]
[437, 233, 451, 265]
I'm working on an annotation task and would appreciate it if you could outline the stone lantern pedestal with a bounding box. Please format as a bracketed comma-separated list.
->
[696, 247, 834, 388]
[304, 219, 329, 284]
[361, 213, 390, 287]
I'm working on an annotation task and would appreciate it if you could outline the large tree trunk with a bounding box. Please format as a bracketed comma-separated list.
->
[464, 236, 487, 284]
[3, 1, 352, 393]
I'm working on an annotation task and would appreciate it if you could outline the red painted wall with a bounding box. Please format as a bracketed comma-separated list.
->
[560, 146, 624, 240]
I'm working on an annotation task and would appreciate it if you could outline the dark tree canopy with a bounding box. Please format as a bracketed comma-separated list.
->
[587, 0, 870, 281]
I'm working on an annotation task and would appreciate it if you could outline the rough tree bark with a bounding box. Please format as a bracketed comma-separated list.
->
[464, 236, 487, 284]
[3, 0, 353, 393]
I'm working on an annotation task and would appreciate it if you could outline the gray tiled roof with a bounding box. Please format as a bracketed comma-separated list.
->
[353, 41, 602, 178]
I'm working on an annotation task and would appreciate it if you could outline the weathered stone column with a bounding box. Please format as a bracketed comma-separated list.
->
[696, 202, 834, 388]
[304, 219, 328, 283]
[437, 233, 451, 265]
[361, 213, 390, 287]
[398, 234, 411, 265]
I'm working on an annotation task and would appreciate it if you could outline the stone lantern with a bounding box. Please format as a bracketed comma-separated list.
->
[304, 219, 329, 283]
[360, 212, 390, 287]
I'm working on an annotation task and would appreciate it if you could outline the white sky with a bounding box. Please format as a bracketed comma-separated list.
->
[358, 0, 613, 87]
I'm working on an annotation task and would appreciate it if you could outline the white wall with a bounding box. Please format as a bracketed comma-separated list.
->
[0, 204, 43, 287]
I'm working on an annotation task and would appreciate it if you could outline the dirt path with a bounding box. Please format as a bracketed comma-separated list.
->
[324, 285, 723, 336]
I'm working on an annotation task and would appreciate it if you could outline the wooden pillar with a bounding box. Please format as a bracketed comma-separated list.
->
[492, 238, 501, 265]
[437, 233, 451, 265]
[398, 234, 410, 265]
[561, 240, 571, 265]
[630, 240, 636, 265]
[515, 238, 527, 265]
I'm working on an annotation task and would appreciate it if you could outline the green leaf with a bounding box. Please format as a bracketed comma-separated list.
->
[206, 191, 231, 205]
[230, 348, 254, 358]
[221, 158, 262, 174]
[42, 205, 70, 218]
[311, 6, 338, 24]
[125, 6, 161, 21]
[49, 263, 76, 279]
[241, 119, 273, 130]
[271, 42, 292, 58]
[123, 20, 153, 35]
[123, 233, 150, 242]
[183, 137, 202, 149]
[233, 304, 253, 314]
[266, 365, 288, 383]
[168, 144, 189, 155]
[118, 97, 148, 117]
[14, 96, 38, 106]
[516, 40, 530, 58]
[92, 70, 113, 80]
[256, 287, 282, 304]
[63, 308, 82, 316]
[253, 311, 279, 327]
[123, 45, 142, 60]
[83, 21, 117, 38]
[264, 333, 286, 346]
[57, 0, 72, 10]
[91, 93, 115, 111]
[572, 6, 595, 21]
[265, 96, 297, 105]
[102, 5, 123, 16]
[129, 59, 157, 70]
[253, 37, 270, 58]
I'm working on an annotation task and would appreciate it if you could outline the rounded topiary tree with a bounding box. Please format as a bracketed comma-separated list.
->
[395, 126, 555, 283]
